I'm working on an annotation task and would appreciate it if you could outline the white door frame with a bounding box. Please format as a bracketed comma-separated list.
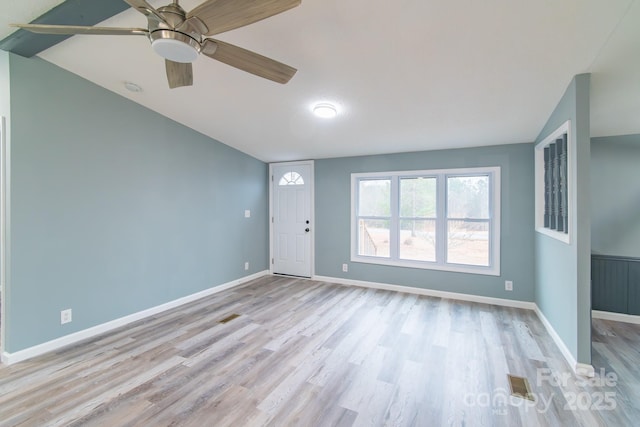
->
[269, 160, 315, 277]
[1, 116, 8, 356]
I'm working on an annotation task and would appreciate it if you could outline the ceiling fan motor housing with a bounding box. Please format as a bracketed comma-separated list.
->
[149, 3, 203, 63]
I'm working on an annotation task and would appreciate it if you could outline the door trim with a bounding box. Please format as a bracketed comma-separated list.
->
[269, 160, 315, 277]
[1, 116, 9, 356]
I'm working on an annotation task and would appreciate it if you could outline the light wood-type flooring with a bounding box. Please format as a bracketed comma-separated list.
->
[1, 276, 638, 426]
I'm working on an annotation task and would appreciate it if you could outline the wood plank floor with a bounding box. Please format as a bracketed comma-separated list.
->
[0, 276, 638, 426]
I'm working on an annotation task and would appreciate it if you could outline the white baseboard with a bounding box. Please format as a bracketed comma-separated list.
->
[575, 363, 595, 378]
[592, 310, 640, 325]
[4, 271, 597, 378]
[534, 305, 594, 378]
[313, 275, 536, 310]
[1, 270, 268, 365]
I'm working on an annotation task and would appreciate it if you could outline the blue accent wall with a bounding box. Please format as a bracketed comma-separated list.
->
[591, 134, 640, 258]
[4, 54, 268, 353]
[315, 143, 535, 301]
[534, 74, 591, 365]
[0, 0, 127, 57]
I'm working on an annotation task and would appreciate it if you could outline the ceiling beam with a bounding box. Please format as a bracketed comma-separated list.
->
[0, 0, 128, 57]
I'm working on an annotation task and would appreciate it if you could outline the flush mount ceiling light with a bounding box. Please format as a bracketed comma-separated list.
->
[313, 103, 338, 119]
[124, 81, 143, 93]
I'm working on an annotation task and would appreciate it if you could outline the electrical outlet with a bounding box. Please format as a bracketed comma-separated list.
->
[244, 262, 249, 271]
[342, 263, 348, 272]
[244, 210, 251, 218]
[505, 280, 513, 291]
[61, 309, 72, 324]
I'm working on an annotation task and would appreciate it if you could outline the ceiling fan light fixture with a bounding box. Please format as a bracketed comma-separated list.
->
[313, 103, 338, 119]
[151, 38, 199, 63]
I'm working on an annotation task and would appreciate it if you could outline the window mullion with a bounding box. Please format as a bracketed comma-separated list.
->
[390, 176, 400, 260]
[436, 173, 447, 265]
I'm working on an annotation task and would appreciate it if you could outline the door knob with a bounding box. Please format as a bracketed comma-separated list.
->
[305, 228, 310, 232]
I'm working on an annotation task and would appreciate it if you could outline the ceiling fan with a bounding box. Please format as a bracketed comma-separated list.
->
[11, 0, 300, 88]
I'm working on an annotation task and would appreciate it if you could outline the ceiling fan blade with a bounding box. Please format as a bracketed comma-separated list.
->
[11, 23, 149, 36]
[202, 39, 296, 84]
[166, 60, 193, 89]
[188, 0, 301, 36]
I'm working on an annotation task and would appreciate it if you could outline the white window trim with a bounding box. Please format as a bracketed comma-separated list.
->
[351, 166, 501, 276]
[535, 120, 571, 244]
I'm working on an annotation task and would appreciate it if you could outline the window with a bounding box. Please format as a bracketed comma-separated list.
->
[351, 167, 500, 275]
[535, 120, 571, 244]
[279, 171, 304, 186]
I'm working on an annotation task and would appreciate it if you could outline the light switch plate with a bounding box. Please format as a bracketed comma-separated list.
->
[61, 309, 72, 324]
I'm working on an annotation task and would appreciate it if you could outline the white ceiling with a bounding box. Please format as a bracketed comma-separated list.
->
[4, 0, 640, 162]
[0, 0, 67, 39]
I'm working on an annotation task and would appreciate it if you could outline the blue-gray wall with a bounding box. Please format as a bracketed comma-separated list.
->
[0, 51, 9, 122]
[0, 52, 8, 354]
[534, 74, 591, 365]
[591, 134, 640, 258]
[315, 143, 535, 301]
[4, 54, 269, 353]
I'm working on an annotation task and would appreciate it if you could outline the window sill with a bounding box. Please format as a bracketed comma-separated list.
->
[536, 227, 570, 245]
[351, 255, 500, 276]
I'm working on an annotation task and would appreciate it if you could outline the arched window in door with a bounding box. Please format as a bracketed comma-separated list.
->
[278, 171, 304, 186]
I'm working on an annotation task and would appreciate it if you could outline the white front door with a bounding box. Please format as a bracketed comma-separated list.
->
[271, 161, 313, 277]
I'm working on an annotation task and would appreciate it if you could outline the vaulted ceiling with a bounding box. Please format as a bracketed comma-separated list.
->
[2, 0, 639, 162]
